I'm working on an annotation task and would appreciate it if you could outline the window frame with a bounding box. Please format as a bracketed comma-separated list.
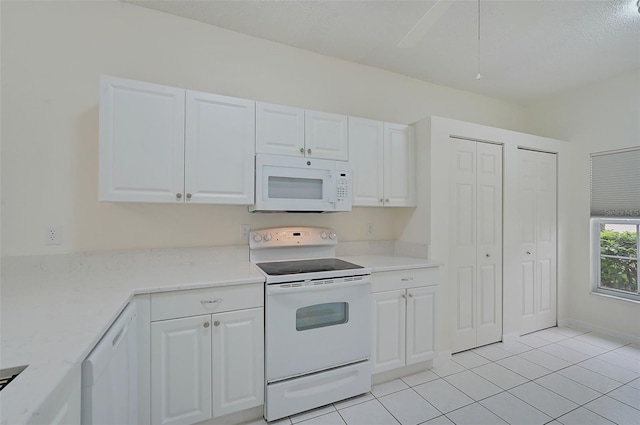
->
[591, 217, 640, 302]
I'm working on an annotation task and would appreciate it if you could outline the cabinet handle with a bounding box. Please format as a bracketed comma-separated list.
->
[526, 251, 531, 255]
[300, 147, 304, 154]
[203, 322, 210, 328]
[307, 148, 312, 154]
[201, 298, 222, 304]
[409, 294, 413, 298]
[486, 253, 491, 258]
[176, 193, 182, 199]
[214, 321, 220, 327]
[379, 199, 384, 204]
[385, 199, 390, 203]
[401, 277, 414, 281]
[186, 193, 192, 200]
[401, 294, 406, 299]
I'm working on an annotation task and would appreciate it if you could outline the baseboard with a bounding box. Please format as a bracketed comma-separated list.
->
[371, 360, 434, 385]
[560, 318, 640, 345]
[196, 405, 263, 425]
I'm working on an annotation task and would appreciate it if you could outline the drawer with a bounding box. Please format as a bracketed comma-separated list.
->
[371, 267, 438, 293]
[151, 283, 263, 321]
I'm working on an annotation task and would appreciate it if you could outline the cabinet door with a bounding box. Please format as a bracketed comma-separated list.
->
[211, 308, 264, 418]
[151, 316, 212, 425]
[305, 110, 348, 160]
[185, 91, 255, 204]
[348, 117, 384, 206]
[371, 290, 406, 374]
[99, 76, 185, 203]
[406, 286, 438, 365]
[256, 102, 305, 157]
[383, 123, 416, 206]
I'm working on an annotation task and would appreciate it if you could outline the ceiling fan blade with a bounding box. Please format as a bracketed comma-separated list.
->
[397, 0, 453, 48]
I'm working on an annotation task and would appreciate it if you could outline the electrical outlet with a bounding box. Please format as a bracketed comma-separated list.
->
[240, 224, 251, 242]
[366, 223, 374, 238]
[45, 225, 61, 245]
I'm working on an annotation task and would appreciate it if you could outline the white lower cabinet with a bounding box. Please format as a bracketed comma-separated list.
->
[151, 315, 212, 425]
[149, 284, 264, 425]
[371, 268, 439, 375]
[28, 366, 81, 425]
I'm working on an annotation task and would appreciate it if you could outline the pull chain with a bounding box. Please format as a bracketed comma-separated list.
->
[477, 0, 482, 80]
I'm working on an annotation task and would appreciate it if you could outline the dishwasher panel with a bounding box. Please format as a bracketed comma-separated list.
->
[81, 302, 138, 425]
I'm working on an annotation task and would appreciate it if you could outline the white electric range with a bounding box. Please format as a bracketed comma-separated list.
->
[250, 227, 372, 421]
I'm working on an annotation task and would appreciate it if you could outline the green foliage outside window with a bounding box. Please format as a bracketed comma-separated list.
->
[600, 228, 638, 292]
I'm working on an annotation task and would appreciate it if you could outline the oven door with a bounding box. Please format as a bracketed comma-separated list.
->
[265, 278, 371, 382]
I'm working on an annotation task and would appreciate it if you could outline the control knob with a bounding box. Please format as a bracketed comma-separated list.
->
[263, 233, 272, 242]
[321, 231, 328, 239]
[253, 234, 263, 242]
[329, 232, 336, 240]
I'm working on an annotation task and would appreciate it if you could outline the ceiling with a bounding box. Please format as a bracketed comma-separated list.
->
[128, 0, 640, 105]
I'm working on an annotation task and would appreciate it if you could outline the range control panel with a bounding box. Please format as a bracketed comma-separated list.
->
[249, 227, 337, 249]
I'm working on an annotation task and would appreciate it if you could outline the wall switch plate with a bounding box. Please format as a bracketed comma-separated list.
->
[45, 225, 61, 245]
[366, 223, 374, 238]
[240, 224, 251, 242]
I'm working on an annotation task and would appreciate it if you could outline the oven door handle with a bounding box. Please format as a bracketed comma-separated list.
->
[266, 278, 371, 295]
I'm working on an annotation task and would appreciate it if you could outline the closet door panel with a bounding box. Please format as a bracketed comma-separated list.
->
[535, 153, 557, 329]
[476, 142, 503, 346]
[450, 139, 478, 353]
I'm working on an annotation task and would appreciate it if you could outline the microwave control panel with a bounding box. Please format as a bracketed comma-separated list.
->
[336, 173, 349, 202]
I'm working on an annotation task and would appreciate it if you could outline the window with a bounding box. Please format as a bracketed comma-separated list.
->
[590, 146, 640, 302]
[592, 219, 640, 301]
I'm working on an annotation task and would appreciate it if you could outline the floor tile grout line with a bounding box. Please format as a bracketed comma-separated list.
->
[601, 383, 640, 412]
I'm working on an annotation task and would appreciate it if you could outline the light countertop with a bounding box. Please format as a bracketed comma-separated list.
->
[0, 261, 264, 425]
[0, 253, 438, 424]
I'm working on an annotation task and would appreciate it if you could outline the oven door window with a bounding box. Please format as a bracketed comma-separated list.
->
[296, 302, 349, 331]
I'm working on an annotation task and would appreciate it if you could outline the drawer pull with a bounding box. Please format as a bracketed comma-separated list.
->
[201, 298, 222, 304]
[401, 277, 414, 281]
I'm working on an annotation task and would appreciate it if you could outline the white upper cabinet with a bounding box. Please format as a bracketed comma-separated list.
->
[185, 91, 255, 204]
[99, 76, 255, 204]
[99, 76, 185, 203]
[304, 110, 349, 160]
[348, 117, 384, 206]
[256, 104, 349, 160]
[256, 102, 305, 157]
[349, 119, 416, 207]
[383, 123, 416, 207]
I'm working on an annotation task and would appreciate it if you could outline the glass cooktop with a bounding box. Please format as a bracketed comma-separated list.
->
[256, 258, 364, 276]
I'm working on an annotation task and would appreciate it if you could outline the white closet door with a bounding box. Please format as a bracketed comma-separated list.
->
[450, 139, 478, 353]
[450, 138, 503, 353]
[517, 149, 557, 334]
[475, 142, 503, 346]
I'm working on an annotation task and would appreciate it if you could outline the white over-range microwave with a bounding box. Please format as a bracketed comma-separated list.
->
[250, 154, 352, 213]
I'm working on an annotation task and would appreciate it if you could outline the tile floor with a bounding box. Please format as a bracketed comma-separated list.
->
[246, 327, 640, 425]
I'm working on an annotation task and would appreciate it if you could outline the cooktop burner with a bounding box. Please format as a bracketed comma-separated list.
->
[256, 258, 364, 276]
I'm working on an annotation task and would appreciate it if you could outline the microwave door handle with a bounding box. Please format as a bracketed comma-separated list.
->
[328, 171, 337, 204]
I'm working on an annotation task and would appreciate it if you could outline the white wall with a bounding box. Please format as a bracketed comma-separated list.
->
[525, 70, 640, 342]
[0, 0, 526, 257]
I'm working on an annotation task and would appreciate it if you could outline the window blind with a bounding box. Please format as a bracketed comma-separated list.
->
[590, 147, 640, 217]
